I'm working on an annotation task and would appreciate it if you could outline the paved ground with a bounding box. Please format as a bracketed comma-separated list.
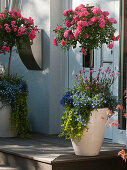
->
[0, 133, 126, 164]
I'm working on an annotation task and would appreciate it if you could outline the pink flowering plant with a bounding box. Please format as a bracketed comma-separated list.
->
[53, 4, 120, 55]
[0, 8, 38, 77]
[0, 9, 38, 138]
[60, 67, 120, 140]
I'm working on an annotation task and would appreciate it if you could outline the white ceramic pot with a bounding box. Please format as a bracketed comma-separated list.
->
[0, 102, 17, 137]
[71, 108, 108, 156]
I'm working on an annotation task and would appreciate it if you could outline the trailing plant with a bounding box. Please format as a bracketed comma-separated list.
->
[53, 4, 120, 55]
[0, 71, 31, 138]
[60, 67, 120, 140]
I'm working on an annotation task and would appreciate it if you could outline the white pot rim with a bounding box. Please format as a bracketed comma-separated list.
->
[93, 108, 108, 111]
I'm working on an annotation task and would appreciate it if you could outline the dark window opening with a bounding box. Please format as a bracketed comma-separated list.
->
[82, 50, 94, 68]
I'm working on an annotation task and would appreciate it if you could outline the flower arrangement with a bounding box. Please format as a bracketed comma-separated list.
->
[53, 4, 120, 55]
[60, 67, 120, 140]
[0, 9, 38, 138]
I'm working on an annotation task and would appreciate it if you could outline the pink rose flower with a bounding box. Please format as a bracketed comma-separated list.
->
[75, 4, 85, 11]
[76, 25, 82, 32]
[112, 35, 120, 41]
[68, 30, 72, 34]
[108, 43, 113, 49]
[74, 30, 80, 38]
[65, 20, 72, 28]
[14, 28, 17, 32]
[63, 10, 68, 16]
[88, 21, 94, 26]
[90, 16, 99, 23]
[29, 30, 36, 40]
[102, 11, 109, 16]
[2, 46, 10, 52]
[99, 23, 105, 28]
[0, 25, 2, 29]
[108, 17, 117, 24]
[100, 15, 105, 19]
[27, 17, 34, 25]
[71, 20, 75, 25]
[12, 24, 16, 28]
[73, 15, 80, 21]
[11, 21, 16, 25]
[81, 8, 87, 12]
[20, 27, 26, 32]
[78, 11, 89, 17]
[64, 31, 69, 38]
[99, 18, 105, 28]
[91, 8, 102, 15]
[5, 26, 11, 32]
[77, 21, 88, 27]
[69, 35, 74, 40]
[4, 23, 9, 27]
[82, 21, 88, 27]
[63, 9, 73, 16]
[53, 37, 58, 46]
[57, 26, 62, 30]
[61, 40, 66, 46]
[81, 48, 87, 55]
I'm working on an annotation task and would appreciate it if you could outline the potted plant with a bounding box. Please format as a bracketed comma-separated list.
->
[53, 4, 121, 156]
[60, 68, 120, 156]
[0, 8, 38, 138]
[53, 4, 120, 68]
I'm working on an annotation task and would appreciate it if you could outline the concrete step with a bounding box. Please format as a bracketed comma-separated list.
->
[0, 135, 126, 170]
[0, 150, 127, 170]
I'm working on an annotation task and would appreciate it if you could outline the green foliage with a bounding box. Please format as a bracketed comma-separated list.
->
[11, 93, 31, 138]
[60, 106, 89, 141]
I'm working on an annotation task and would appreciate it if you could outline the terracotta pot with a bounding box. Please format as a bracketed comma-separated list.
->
[0, 102, 17, 137]
[71, 108, 108, 156]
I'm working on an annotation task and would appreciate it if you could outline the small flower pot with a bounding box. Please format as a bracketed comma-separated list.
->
[71, 108, 108, 156]
[0, 102, 17, 137]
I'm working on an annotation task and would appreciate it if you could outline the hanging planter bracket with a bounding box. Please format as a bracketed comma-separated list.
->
[17, 29, 43, 70]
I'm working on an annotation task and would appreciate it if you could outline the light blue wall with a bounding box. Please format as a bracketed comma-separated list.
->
[20, 0, 50, 133]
